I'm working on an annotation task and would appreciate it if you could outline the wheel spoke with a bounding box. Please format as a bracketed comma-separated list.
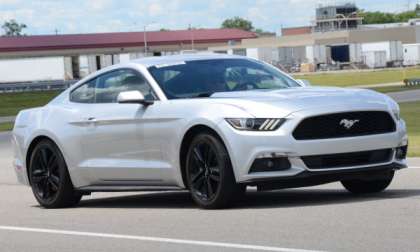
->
[209, 174, 220, 182]
[193, 147, 205, 165]
[42, 180, 50, 199]
[32, 169, 47, 183]
[48, 178, 59, 191]
[32, 169, 46, 176]
[209, 166, 220, 174]
[206, 178, 214, 197]
[192, 175, 205, 188]
[32, 175, 47, 184]
[191, 169, 204, 183]
[205, 147, 215, 166]
[40, 148, 49, 169]
[47, 154, 57, 172]
[50, 175, 60, 189]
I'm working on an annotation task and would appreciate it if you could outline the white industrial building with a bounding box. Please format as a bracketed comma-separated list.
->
[210, 24, 420, 71]
[0, 29, 256, 83]
[210, 2, 420, 72]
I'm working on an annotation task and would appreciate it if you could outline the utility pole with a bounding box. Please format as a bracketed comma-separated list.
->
[144, 25, 148, 56]
[143, 22, 156, 56]
[189, 24, 195, 50]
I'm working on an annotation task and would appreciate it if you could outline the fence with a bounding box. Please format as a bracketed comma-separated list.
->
[0, 80, 78, 93]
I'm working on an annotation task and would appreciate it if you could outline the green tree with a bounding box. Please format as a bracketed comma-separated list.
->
[2, 19, 27, 36]
[221, 17, 254, 31]
[358, 6, 419, 24]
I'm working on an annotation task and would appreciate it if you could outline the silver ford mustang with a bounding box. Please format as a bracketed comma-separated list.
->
[12, 54, 408, 209]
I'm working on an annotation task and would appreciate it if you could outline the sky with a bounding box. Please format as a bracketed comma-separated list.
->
[0, 0, 415, 35]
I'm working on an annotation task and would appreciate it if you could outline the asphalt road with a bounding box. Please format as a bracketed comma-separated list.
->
[387, 89, 420, 103]
[1, 132, 420, 252]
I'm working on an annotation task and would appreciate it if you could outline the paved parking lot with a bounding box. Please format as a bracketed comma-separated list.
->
[1, 132, 420, 252]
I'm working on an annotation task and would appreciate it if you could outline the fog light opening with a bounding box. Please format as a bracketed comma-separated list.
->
[396, 145, 408, 160]
[249, 157, 291, 173]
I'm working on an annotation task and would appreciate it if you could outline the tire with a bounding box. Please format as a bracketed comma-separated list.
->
[185, 132, 245, 209]
[28, 139, 82, 208]
[341, 171, 394, 194]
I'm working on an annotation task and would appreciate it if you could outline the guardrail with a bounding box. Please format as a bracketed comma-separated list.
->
[404, 78, 420, 86]
[0, 80, 78, 93]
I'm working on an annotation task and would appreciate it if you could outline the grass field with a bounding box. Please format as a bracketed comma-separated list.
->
[400, 101, 420, 157]
[369, 85, 420, 93]
[0, 122, 13, 132]
[294, 67, 420, 87]
[0, 90, 60, 117]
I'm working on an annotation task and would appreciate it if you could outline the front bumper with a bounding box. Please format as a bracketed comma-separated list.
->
[218, 108, 408, 183]
[251, 162, 406, 190]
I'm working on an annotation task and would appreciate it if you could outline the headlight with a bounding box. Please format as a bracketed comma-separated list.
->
[386, 96, 400, 121]
[225, 118, 285, 131]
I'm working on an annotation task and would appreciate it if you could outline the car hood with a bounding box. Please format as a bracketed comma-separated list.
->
[210, 87, 391, 117]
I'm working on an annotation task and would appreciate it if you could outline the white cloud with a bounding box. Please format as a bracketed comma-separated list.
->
[0, 0, 19, 4]
[148, 2, 163, 16]
[86, 0, 112, 11]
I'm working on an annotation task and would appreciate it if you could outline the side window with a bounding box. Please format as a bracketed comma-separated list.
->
[95, 69, 156, 103]
[70, 79, 96, 103]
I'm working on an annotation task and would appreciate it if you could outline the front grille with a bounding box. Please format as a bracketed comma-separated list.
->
[302, 149, 393, 169]
[293, 111, 396, 140]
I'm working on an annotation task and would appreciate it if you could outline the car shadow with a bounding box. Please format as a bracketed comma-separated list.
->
[76, 188, 420, 210]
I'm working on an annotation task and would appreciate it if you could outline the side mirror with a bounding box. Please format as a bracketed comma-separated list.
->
[296, 79, 311, 87]
[117, 91, 154, 106]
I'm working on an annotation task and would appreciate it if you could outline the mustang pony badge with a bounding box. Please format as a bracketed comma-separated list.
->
[340, 119, 360, 129]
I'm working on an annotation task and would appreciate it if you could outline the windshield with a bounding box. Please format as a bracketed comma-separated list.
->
[148, 58, 300, 99]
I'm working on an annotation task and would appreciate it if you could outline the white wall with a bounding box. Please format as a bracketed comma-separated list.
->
[403, 44, 420, 66]
[79, 56, 89, 78]
[306, 45, 327, 64]
[350, 43, 362, 63]
[119, 54, 131, 63]
[0, 57, 65, 83]
[246, 48, 259, 60]
[361, 41, 403, 62]
[363, 51, 387, 68]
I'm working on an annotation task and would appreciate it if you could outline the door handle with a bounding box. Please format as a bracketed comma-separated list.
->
[68, 117, 97, 126]
[85, 117, 97, 124]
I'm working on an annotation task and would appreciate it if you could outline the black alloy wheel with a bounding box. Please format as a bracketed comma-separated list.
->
[29, 139, 82, 208]
[31, 145, 61, 201]
[189, 139, 221, 201]
[186, 132, 245, 209]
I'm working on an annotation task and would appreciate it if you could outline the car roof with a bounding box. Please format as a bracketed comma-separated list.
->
[131, 53, 246, 67]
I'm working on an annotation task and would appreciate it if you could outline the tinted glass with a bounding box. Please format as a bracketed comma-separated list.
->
[70, 79, 96, 103]
[70, 69, 156, 103]
[95, 69, 156, 103]
[148, 58, 299, 99]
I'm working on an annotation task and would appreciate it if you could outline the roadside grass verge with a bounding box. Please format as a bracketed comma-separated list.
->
[400, 101, 420, 157]
[0, 90, 60, 117]
[0, 122, 13, 132]
[293, 67, 420, 87]
[368, 85, 420, 94]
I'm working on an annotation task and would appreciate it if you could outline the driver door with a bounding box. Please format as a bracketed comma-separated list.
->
[71, 68, 164, 185]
